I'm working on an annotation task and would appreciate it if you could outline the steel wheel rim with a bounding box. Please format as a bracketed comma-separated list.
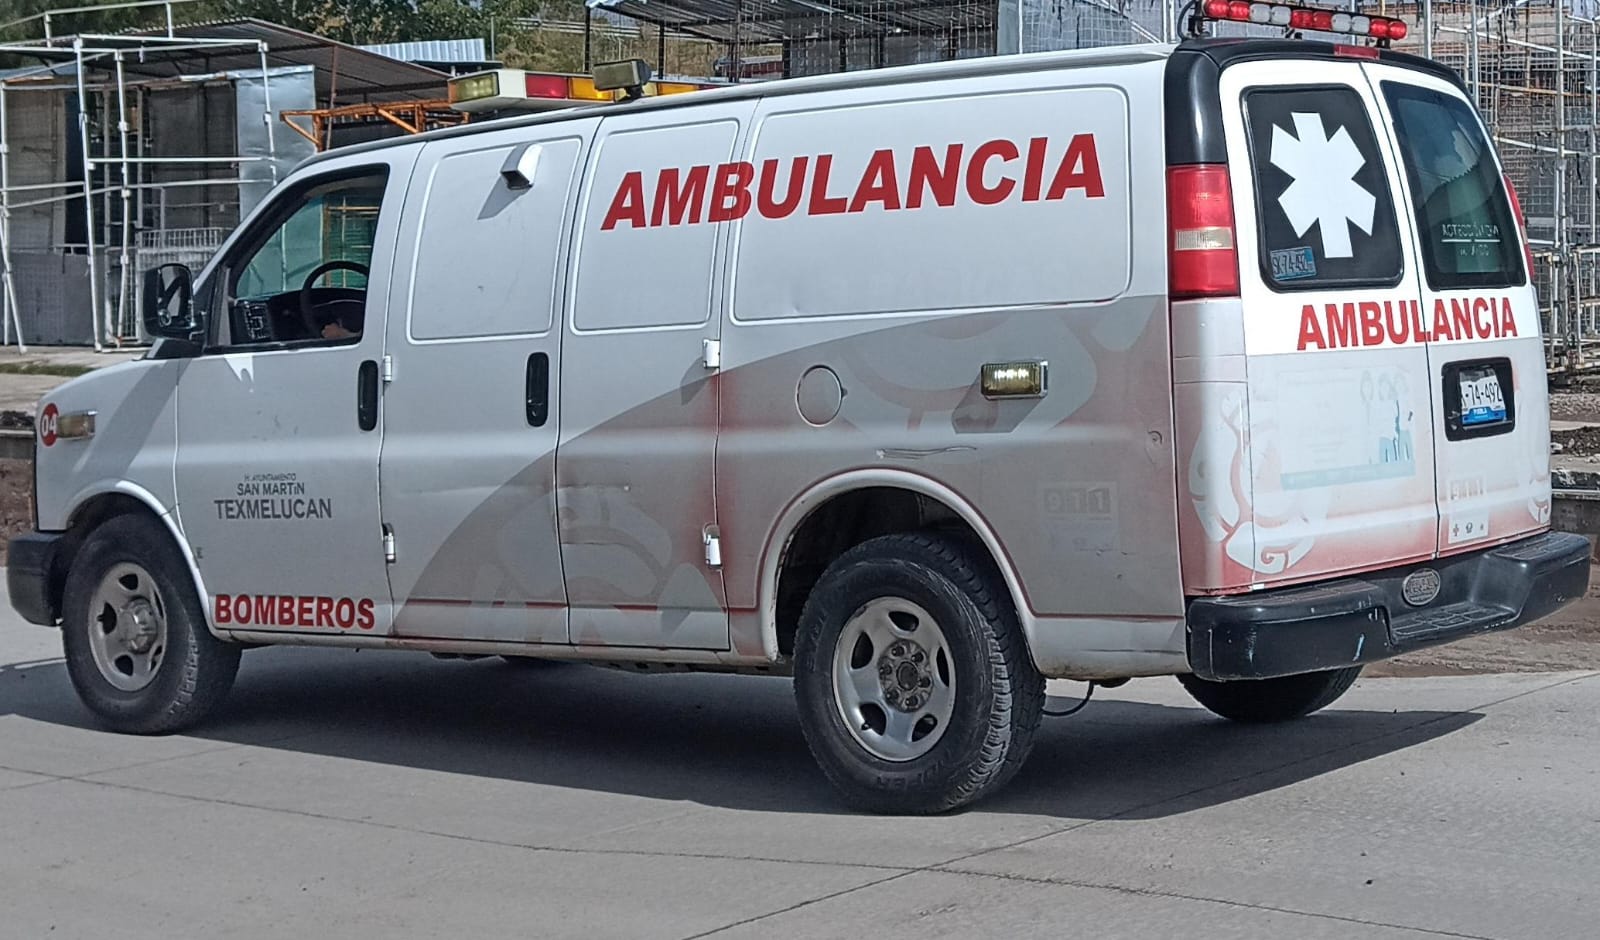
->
[831, 596, 956, 762]
[85, 562, 168, 693]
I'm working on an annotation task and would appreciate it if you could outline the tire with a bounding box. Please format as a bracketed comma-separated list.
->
[61, 514, 241, 734]
[793, 532, 1045, 814]
[1177, 666, 1362, 724]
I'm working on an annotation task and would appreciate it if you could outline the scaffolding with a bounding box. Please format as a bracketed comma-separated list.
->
[0, 0, 278, 351]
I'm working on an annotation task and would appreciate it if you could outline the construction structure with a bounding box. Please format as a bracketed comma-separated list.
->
[0, 2, 450, 350]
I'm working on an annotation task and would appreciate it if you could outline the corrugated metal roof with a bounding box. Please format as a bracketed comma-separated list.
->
[359, 38, 487, 63]
[29, 18, 455, 102]
[584, 0, 995, 42]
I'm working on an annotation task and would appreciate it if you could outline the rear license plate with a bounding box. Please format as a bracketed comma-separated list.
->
[1458, 367, 1507, 426]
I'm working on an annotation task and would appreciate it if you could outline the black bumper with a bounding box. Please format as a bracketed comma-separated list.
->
[7, 531, 63, 626]
[1187, 531, 1592, 680]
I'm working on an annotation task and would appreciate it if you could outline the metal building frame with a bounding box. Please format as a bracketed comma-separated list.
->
[0, 0, 278, 351]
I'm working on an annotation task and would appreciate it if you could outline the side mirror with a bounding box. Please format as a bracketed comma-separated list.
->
[141, 263, 199, 339]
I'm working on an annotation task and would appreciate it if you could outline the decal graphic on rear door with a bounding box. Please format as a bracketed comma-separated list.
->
[1269, 111, 1374, 259]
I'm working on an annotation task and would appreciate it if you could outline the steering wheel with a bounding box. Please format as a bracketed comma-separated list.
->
[298, 260, 370, 337]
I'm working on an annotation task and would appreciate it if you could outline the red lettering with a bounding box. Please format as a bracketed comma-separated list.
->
[254, 596, 271, 626]
[335, 598, 356, 630]
[1296, 304, 1326, 350]
[708, 162, 754, 223]
[1499, 297, 1518, 336]
[907, 144, 962, 209]
[215, 595, 232, 625]
[808, 155, 849, 215]
[297, 596, 313, 628]
[1326, 303, 1358, 348]
[848, 149, 901, 213]
[1473, 297, 1492, 337]
[1432, 299, 1455, 341]
[652, 165, 710, 226]
[966, 139, 1019, 206]
[1360, 302, 1384, 346]
[1382, 301, 1408, 345]
[1022, 136, 1049, 202]
[757, 157, 807, 219]
[601, 171, 647, 230]
[315, 596, 335, 629]
[234, 595, 252, 625]
[357, 598, 376, 631]
[1409, 300, 1429, 342]
[1046, 134, 1105, 200]
[1452, 298, 1472, 339]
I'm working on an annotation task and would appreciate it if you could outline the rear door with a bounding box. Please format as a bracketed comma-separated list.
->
[1220, 58, 1439, 586]
[1365, 67, 1551, 555]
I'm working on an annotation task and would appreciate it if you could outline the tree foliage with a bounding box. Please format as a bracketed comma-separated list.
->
[2, 0, 725, 77]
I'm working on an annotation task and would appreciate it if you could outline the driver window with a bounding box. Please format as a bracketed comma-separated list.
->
[218, 168, 389, 349]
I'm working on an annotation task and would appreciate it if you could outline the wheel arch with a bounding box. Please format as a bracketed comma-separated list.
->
[51, 482, 215, 637]
[761, 470, 1035, 663]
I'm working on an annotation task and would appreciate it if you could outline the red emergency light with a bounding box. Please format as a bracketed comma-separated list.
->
[1196, 0, 1409, 44]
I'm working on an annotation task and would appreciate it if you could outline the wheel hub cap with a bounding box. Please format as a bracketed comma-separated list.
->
[85, 563, 168, 693]
[832, 597, 956, 762]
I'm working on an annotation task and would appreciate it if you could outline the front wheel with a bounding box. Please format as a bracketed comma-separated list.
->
[793, 533, 1044, 814]
[1177, 667, 1362, 724]
[61, 514, 241, 734]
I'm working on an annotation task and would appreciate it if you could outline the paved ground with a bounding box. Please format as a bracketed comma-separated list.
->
[3, 587, 1599, 939]
[0, 345, 143, 414]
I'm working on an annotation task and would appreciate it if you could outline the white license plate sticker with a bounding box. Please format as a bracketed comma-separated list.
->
[1459, 368, 1507, 426]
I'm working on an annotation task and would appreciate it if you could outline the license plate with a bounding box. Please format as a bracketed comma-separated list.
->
[1459, 367, 1507, 426]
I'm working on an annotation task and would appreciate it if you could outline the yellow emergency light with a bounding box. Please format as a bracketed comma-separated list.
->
[447, 66, 717, 113]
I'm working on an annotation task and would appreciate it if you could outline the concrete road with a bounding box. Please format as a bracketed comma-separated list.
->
[2, 592, 1598, 939]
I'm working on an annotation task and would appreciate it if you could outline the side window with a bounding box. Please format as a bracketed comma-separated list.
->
[1244, 87, 1403, 291]
[1383, 82, 1526, 289]
[218, 168, 389, 349]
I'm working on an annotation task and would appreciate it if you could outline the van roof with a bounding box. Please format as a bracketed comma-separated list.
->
[300, 42, 1176, 169]
[300, 37, 1463, 171]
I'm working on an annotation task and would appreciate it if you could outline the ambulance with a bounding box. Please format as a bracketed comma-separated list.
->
[9, 11, 1591, 813]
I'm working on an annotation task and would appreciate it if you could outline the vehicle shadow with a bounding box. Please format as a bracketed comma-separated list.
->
[1, 646, 1482, 818]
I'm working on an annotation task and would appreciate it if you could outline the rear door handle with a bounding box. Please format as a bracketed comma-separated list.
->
[357, 360, 379, 431]
[526, 352, 549, 427]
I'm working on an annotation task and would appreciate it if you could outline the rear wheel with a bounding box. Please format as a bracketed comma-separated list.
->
[61, 514, 240, 733]
[1177, 667, 1361, 724]
[793, 532, 1044, 814]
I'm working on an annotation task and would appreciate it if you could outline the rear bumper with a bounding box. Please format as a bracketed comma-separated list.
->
[7, 531, 63, 626]
[1186, 531, 1592, 681]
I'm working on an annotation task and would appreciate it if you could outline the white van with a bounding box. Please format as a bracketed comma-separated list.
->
[10, 21, 1591, 813]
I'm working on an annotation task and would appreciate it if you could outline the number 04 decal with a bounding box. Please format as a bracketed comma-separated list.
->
[38, 403, 58, 447]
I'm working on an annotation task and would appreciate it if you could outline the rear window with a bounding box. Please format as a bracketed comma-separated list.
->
[1383, 82, 1525, 289]
[1244, 86, 1403, 291]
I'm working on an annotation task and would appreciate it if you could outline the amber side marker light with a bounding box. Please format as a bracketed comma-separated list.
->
[981, 362, 1048, 399]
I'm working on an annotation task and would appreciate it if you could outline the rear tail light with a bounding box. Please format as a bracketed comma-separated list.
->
[1503, 173, 1537, 281]
[1168, 165, 1241, 299]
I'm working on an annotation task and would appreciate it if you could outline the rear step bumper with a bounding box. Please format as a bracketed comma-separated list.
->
[1185, 531, 1592, 681]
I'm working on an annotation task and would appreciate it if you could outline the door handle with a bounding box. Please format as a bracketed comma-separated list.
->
[357, 359, 379, 431]
[526, 352, 549, 427]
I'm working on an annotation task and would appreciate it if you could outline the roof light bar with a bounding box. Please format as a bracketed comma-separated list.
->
[1195, 0, 1408, 44]
[447, 68, 716, 114]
